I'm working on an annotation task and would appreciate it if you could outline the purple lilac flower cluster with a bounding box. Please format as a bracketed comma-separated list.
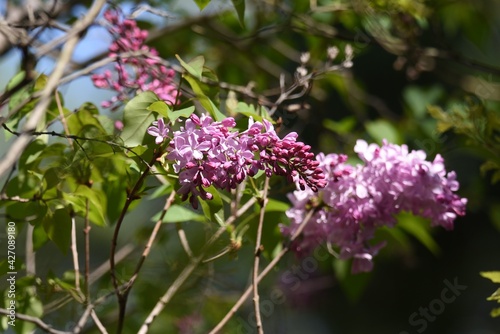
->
[147, 114, 326, 209]
[91, 9, 179, 109]
[281, 139, 467, 273]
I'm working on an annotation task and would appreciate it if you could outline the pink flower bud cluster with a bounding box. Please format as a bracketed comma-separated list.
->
[147, 114, 326, 209]
[91, 9, 179, 109]
[281, 140, 467, 273]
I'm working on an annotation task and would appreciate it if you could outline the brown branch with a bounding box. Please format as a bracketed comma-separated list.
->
[208, 208, 317, 334]
[0, 0, 107, 179]
[110, 149, 163, 334]
[0, 308, 70, 334]
[252, 177, 270, 334]
[137, 197, 258, 334]
[123, 190, 177, 293]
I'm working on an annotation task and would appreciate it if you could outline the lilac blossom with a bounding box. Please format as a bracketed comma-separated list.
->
[91, 9, 179, 109]
[147, 118, 169, 144]
[281, 140, 467, 273]
[148, 114, 326, 209]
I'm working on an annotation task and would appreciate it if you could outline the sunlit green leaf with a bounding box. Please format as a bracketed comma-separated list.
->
[176, 54, 205, 80]
[32, 223, 49, 251]
[168, 106, 196, 123]
[481, 272, 500, 284]
[152, 204, 206, 223]
[122, 91, 159, 146]
[234, 102, 263, 122]
[67, 105, 106, 136]
[147, 100, 171, 119]
[365, 119, 402, 144]
[199, 185, 224, 223]
[183, 75, 225, 121]
[75, 186, 107, 226]
[265, 198, 290, 212]
[486, 288, 500, 302]
[492, 307, 500, 317]
[193, 0, 211, 10]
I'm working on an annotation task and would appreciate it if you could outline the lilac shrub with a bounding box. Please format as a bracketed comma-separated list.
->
[148, 114, 327, 208]
[281, 140, 467, 273]
[91, 9, 179, 109]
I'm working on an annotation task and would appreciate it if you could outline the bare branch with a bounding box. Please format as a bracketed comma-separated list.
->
[138, 197, 258, 334]
[208, 209, 317, 334]
[0, 0, 107, 179]
[252, 177, 270, 334]
[0, 308, 70, 334]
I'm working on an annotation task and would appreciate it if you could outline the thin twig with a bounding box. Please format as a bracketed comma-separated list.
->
[2, 125, 152, 168]
[208, 209, 316, 334]
[25, 223, 35, 275]
[59, 50, 151, 85]
[54, 90, 73, 146]
[176, 221, 194, 258]
[44, 244, 134, 315]
[0, 0, 107, 179]
[137, 197, 258, 334]
[91, 309, 109, 334]
[123, 191, 177, 292]
[252, 177, 270, 334]
[73, 306, 92, 334]
[0, 308, 70, 334]
[70, 213, 82, 299]
[84, 198, 91, 303]
[110, 150, 163, 334]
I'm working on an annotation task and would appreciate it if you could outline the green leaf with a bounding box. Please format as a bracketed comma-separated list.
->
[397, 213, 440, 256]
[168, 106, 196, 123]
[481, 271, 500, 283]
[43, 207, 72, 254]
[16, 294, 43, 334]
[265, 198, 290, 212]
[234, 102, 263, 122]
[6, 202, 47, 224]
[486, 288, 500, 302]
[149, 183, 173, 199]
[43, 167, 62, 190]
[103, 180, 127, 224]
[6, 72, 33, 125]
[231, 0, 246, 27]
[491, 307, 500, 317]
[183, 75, 226, 121]
[75, 186, 108, 226]
[199, 185, 224, 223]
[404, 85, 444, 118]
[333, 259, 371, 303]
[147, 100, 171, 120]
[192, 0, 211, 11]
[323, 117, 356, 134]
[67, 105, 106, 136]
[32, 223, 49, 251]
[176, 54, 205, 80]
[365, 119, 402, 144]
[122, 91, 159, 146]
[152, 204, 206, 223]
[64, 186, 107, 226]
